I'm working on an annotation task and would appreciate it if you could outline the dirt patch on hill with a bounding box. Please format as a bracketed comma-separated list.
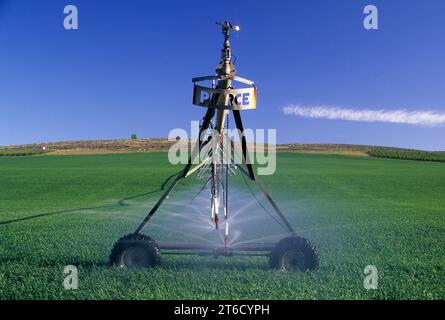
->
[1, 139, 417, 156]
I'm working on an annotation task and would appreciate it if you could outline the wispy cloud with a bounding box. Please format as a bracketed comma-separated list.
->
[282, 104, 445, 127]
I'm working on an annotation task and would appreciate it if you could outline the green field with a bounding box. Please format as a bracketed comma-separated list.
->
[0, 152, 444, 299]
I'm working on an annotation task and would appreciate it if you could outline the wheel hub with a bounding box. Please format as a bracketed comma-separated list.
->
[281, 249, 306, 272]
[122, 246, 150, 269]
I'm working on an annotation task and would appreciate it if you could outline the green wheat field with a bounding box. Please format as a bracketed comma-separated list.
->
[0, 152, 444, 299]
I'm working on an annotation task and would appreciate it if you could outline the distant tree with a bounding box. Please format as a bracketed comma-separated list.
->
[131, 134, 137, 140]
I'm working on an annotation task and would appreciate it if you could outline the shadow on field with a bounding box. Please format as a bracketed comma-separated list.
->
[159, 257, 270, 271]
[0, 171, 181, 226]
[0, 252, 269, 271]
[0, 256, 111, 268]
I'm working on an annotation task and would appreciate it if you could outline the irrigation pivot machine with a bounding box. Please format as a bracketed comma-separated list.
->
[110, 21, 320, 272]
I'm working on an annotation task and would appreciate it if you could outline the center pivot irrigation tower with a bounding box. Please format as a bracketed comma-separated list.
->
[110, 21, 319, 272]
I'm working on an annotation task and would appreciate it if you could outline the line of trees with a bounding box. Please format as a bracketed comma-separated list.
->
[368, 149, 445, 162]
[0, 149, 50, 157]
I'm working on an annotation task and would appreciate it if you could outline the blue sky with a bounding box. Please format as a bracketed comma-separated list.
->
[0, 0, 444, 150]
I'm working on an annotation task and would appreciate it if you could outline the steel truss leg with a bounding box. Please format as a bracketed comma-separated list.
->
[134, 108, 215, 234]
[232, 110, 296, 235]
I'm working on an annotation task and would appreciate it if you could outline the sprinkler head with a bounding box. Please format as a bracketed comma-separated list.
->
[216, 20, 241, 34]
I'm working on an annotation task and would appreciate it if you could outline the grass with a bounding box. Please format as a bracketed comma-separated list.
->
[368, 148, 445, 162]
[0, 148, 50, 157]
[0, 152, 444, 299]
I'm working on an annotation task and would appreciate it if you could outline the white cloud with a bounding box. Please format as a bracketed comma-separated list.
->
[282, 104, 445, 127]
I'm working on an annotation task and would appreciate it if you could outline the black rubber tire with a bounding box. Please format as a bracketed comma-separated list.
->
[269, 236, 320, 272]
[109, 233, 161, 269]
